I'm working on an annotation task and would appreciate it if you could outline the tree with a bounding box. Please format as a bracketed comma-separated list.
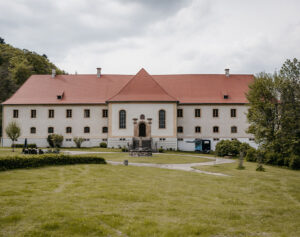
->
[0, 37, 5, 44]
[73, 137, 85, 148]
[247, 72, 281, 153]
[5, 121, 21, 152]
[247, 58, 300, 168]
[47, 134, 63, 148]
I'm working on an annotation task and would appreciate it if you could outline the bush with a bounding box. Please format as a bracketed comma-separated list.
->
[13, 144, 37, 148]
[158, 148, 164, 153]
[47, 134, 63, 148]
[121, 147, 128, 152]
[289, 155, 300, 170]
[73, 137, 84, 148]
[215, 140, 241, 157]
[245, 148, 257, 162]
[0, 154, 106, 171]
[100, 142, 107, 148]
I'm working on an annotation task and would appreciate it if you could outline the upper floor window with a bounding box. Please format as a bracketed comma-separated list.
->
[66, 127, 72, 133]
[31, 110, 36, 118]
[195, 126, 201, 133]
[177, 109, 183, 117]
[102, 126, 108, 133]
[177, 126, 183, 133]
[231, 109, 236, 117]
[119, 110, 126, 129]
[102, 109, 108, 118]
[30, 127, 36, 134]
[159, 110, 166, 129]
[231, 126, 237, 133]
[49, 109, 54, 118]
[213, 109, 219, 118]
[84, 109, 90, 118]
[213, 126, 219, 133]
[13, 110, 19, 118]
[84, 126, 90, 133]
[195, 109, 201, 117]
[48, 127, 54, 133]
[66, 109, 72, 118]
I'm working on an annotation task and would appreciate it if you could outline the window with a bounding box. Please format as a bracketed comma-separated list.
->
[84, 126, 90, 133]
[30, 127, 36, 134]
[249, 138, 255, 141]
[177, 126, 183, 133]
[231, 126, 237, 133]
[213, 109, 219, 117]
[102, 127, 108, 133]
[13, 110, 19, 118]
[66, 138, 72, 142]
[66, 127, 72, 133]
[84, 109, 90, 118]
[213, 126, 219, 133]
[119, 110, 126, 129]
[31, 110, 36, 118]
[49, 109, 54, 118]
[48, 127, 54, 133]
[195, 109, 201, 117]
[159, 110, 166, 129]
[224, 95, 229, 99]
[195, 126, 201, 133]
[177, 109, 183, 117]
[178, 138, 183, 141]
[102, 109, 108, 118]
[66, 109, 72, 118]
[231, 109, 236, 117]
[213, 138, 220, 141]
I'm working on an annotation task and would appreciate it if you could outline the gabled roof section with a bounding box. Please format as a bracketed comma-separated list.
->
[107, 68, 178, 102]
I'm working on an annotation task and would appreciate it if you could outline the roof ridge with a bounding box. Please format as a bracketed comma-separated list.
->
[107, 68, 178, 102]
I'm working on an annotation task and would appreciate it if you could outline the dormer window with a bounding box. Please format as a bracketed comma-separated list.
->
[57, 91, 64, 100]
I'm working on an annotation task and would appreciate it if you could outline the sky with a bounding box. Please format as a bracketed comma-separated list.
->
[0, 0, 300, 75]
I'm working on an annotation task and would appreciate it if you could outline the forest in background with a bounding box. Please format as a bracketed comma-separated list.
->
[0, 37, 65, 136]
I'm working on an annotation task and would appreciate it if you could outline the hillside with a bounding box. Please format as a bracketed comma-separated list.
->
[0, 37, 66, 136]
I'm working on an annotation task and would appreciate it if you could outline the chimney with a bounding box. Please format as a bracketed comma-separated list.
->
[225, 68, 230, 77]
[51, 69, 56, 78]
[97, 67, 102, 78]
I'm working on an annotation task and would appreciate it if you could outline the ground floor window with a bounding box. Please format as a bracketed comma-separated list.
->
[84, 126, 90, 133]
[195, 126, 201, 133]
[177, 126, 183, 133]
[213, 126, 219, 133]
[30, 127, 36, 134]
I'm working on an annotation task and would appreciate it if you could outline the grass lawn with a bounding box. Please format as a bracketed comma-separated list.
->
[0, 160, 299, 236]
[86, 153, 213, 164]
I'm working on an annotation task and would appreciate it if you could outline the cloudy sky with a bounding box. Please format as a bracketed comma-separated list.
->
[1, 0, 300, 75]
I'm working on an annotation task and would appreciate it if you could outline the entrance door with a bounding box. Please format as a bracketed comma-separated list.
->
[139, 123, 146, 137]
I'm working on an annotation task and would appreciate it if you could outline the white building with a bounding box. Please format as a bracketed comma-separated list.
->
[1, 68, 256, 150]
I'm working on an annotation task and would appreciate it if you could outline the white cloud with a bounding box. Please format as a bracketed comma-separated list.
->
[0, 0, 300, 74]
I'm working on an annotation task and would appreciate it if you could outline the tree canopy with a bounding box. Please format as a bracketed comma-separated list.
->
[247, 58, 300, 167]
[0, 38, 66, 136]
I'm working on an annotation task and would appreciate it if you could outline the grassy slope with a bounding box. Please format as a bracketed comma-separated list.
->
[0, 161, 299, 236]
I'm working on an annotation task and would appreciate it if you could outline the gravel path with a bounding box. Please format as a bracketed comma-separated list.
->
[64, 151, 235, 176]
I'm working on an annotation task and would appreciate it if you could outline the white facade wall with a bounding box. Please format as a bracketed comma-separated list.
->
[177, 105, 256, 151]
[2, 105, 108, 147]
[1, 103, 257, 150]
[108, 103, 177, 149]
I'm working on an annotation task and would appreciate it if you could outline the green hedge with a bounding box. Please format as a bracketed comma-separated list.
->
[13, 144, 37, 148]
[0, 154, 106, 171]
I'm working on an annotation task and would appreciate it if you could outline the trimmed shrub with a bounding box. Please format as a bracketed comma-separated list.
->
[0, 154, 106, 171]
[215, 140, 242, 157]
[100, 142, 107, 148]
[13, 144, 37, 148]
[158, 148, 164, 153]
[121, 147, 128, 152]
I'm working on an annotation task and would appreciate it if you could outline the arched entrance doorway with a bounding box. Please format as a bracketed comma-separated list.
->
[139, 122, 146, 137]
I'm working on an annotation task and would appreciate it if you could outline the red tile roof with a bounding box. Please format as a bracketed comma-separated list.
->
[107, 68, 177, 102]
[2, 68, 253, 105]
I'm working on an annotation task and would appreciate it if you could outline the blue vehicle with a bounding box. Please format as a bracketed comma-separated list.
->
[186, 139, 211, 153]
